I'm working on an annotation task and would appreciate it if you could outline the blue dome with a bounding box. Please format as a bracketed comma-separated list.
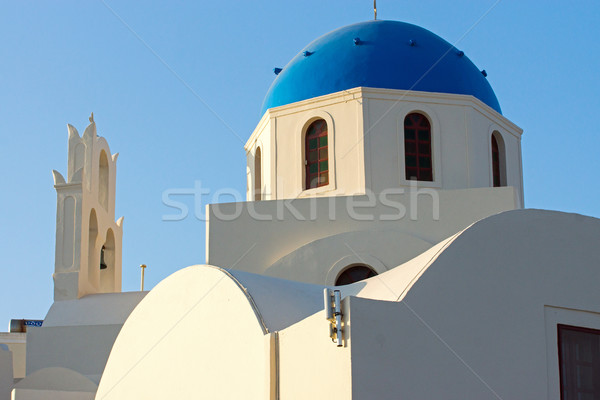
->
[261, 20, 501, 115]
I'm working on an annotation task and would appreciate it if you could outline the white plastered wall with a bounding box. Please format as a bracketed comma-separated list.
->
[342, 209, 600, 399]
[25, 292, 146, 385]
[278, 306, 351, 399]
[246, 117, 274, 201]
[99, 210, 600, 399]
[246, 89, 366, 200]
[207, 186, 519, 285]
[0, 333, 25, 379]
[361, 88, 523, 205]
[96, 267, 271, 400]
[248, 88, 523, 205]
[0, 345, 13, 400]
[11, 367, 96, 400]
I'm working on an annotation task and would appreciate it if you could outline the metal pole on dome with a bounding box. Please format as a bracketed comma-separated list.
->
[374, 0, 377, 20]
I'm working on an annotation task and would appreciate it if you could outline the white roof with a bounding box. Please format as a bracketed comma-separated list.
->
[43, 291, 147, 327]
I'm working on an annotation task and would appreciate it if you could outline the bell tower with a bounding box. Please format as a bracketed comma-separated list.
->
[52, 114, 123, 301]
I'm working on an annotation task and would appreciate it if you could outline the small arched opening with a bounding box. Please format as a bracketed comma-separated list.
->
[254, 147, 262, 201]
[99, 150, 109, 211]
[491, 131, 507, 187]
[100, 229, 116, 293]
[335, 264, 377, 286]
[87, 209, 99, 288]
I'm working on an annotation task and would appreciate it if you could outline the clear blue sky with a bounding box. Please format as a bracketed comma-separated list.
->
[1, 0, 599, 326]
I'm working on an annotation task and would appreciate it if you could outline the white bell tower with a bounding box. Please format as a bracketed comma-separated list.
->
[52, 114, 123, 301]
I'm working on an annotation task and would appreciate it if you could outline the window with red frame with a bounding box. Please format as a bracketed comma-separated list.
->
[558, 324, 600, 399]
[305, 119, 328, 189]
[492, 135, 501, 187]
[404, 113, 433, 181]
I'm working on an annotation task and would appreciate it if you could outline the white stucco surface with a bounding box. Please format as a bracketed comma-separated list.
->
[341, 231, 462, 301]
[277, 306, 351, 399]
[96, 267, 272, 399]
[12, 390, 94, 400]
[12, 367, 96, 400]
[98, 209, 600, 399]
[42, 292, 147, 327]
[26, 325, 122, 383]
[208, 186, 519, 285]
[0, 346, 13, 400]
[26, 292, 146, 386]
[98, 265, 353, 399]
[0, 333, 25, 379]
[266, 229, 432, 284]
[246, 88, 523, 203]
[345, 209, 600, 399]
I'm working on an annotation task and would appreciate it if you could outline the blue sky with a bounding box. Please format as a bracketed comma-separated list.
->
[1, 0, 599, 325]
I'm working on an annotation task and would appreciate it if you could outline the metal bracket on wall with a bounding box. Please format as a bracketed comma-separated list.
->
[324, 288, 343, 347]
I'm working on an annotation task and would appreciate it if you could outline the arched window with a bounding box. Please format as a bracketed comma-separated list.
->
[100, 246, 107, 270]
[335, 264, 377, 286]
[88, 209, 99, 288]
[254, 147, 262, 201]
[491, 135, 501, 187]
[99, 151, 109, 211]
[404, 113, 433, 181]
[491, 131, 506, 187]
[100, 229, 115, 293]
[305, 119, 328, 189]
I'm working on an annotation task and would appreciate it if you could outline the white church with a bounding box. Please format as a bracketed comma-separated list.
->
[1, 19, 600, 400]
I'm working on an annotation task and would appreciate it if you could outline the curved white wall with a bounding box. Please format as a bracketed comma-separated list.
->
[96, 267, 270, 399]
[208, 186, 520, 285]
[346, 209, 600, 399]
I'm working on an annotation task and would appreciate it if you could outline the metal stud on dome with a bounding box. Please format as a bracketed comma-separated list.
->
[408, 39, 416, 46]
[273, 68, 282, 75]
[457, 50, 464, 57]
[353, 37, 361, 45]
[481, 69, 488, 77]
[303, 51, 313, 57]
